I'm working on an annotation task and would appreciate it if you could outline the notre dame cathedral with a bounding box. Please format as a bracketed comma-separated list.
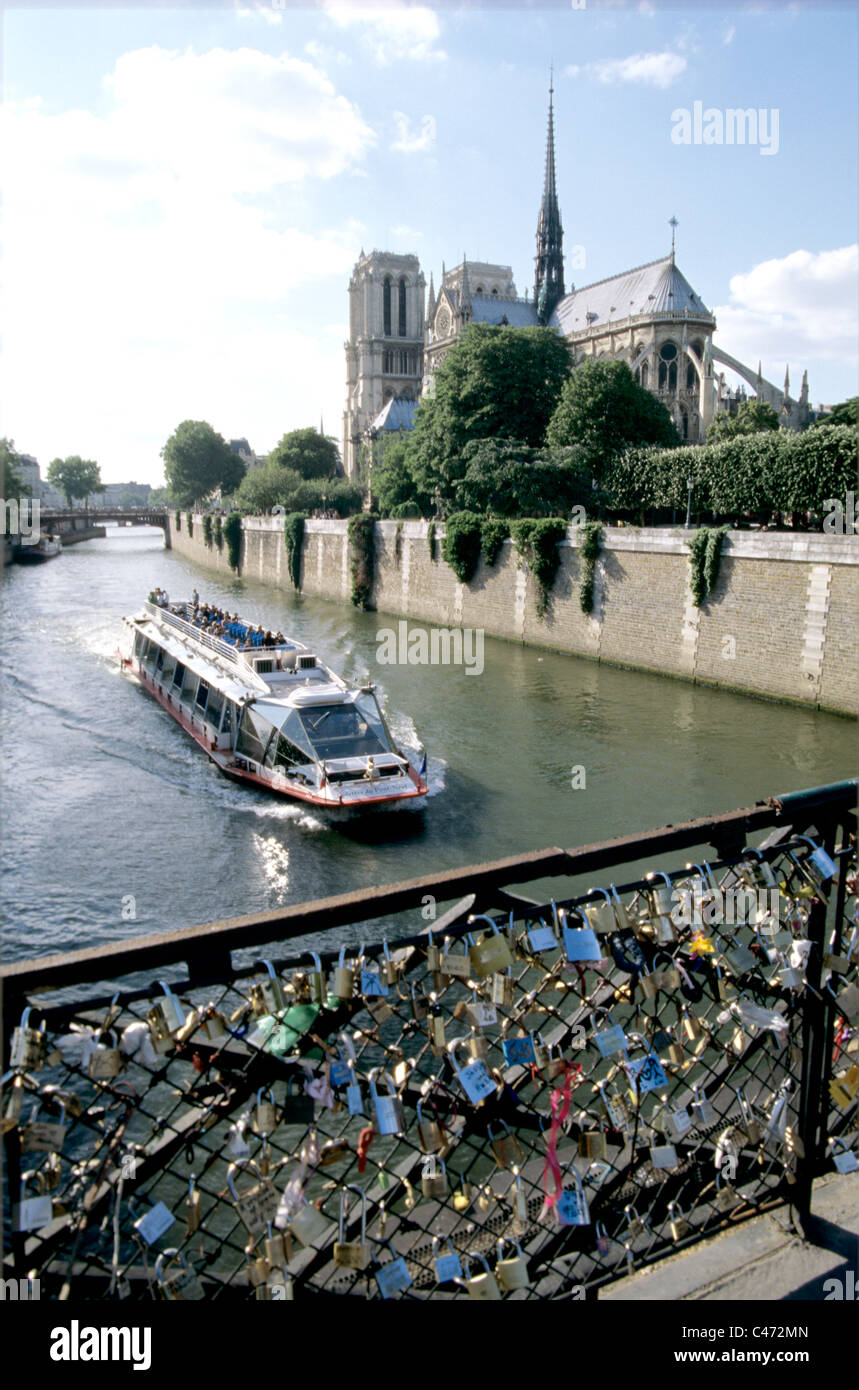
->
[342, 87, 811, 478]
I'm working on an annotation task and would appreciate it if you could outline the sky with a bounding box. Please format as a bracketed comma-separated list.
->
[1, 1, 857, 487]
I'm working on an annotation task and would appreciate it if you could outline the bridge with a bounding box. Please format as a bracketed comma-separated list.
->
[39, 508, 170, 547]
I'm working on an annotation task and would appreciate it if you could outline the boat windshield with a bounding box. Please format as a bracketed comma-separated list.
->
[299, 694, 392, 761]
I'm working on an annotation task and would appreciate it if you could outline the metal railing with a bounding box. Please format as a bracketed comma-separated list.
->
[2, 781, 856, 1300]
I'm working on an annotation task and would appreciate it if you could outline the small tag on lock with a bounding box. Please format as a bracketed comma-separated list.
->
[557, 1186, 589, 1226]
[329, 1059, 352, 1087]
[361, 969, 389, 997]
[134, 1201, 175, 1246]
[627, 1051, 669, 1095]
[468, 1000, 497, 1029]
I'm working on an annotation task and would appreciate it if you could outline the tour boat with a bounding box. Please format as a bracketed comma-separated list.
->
[120, 598, 428, 814]
[15, 534, 62, 564]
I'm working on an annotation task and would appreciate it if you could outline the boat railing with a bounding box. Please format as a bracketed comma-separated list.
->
[144, 601, 268, 689]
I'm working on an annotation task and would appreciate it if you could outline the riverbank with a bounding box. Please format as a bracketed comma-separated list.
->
[169, 514, 859, 717]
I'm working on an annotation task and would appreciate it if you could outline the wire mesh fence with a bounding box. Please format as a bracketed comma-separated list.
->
[2, 783, 856, 1300]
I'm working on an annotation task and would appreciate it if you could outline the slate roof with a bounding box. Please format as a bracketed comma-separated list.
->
[551, 256, 714, 335]
[369, 397, 418, 433]
[470, 295, 539, 328]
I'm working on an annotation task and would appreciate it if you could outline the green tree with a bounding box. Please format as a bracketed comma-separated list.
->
[810, 397, 858, 430]
[706, 398, 781, 442]
[268, 428, 340, 480]
[408, 324, 572, 502]
[546, 359, 678, 478]
[1, 438, 31, 501]
[47, 455, 104, 508]
[370, 436, 425, 517]
[454, 438, 593, 517]
[147, 485, 172, 506]
[234, 464, 303, 513]
[161, 421, 246, 507]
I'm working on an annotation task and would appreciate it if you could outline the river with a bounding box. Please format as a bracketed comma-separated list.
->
[1, 524, 853, 962]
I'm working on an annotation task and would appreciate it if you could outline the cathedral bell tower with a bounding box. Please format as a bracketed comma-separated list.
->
[534, 80, 565, 325]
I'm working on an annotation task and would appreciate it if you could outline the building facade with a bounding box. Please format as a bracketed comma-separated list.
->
[343, 89, 812, 477]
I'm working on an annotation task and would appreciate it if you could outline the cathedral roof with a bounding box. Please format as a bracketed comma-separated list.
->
[369, 397, 418, 433]
[551, 256, 713, 334]
[470, 295, 539, 328]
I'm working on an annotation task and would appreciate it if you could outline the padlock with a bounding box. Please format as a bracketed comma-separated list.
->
[598, 1079, 630, 1132]
[334, 1185, 369, 1268]
[457, 1253, 501, 1300]
[199, 1004, 228, 1042]
[449, 1038, 496, 1105]
[227, 1160, 279, 1236]
[668, 1201, 691, 1241]
[577, 1114, 607, 1160]
[22, 1098, 66, 1153]
[645, 872, 678, 944]
[742, 848, 778, 890]
[264, 1219, 288, 1266]
[185, 1176, 201, 1235]
[332, 945, 355, 999]
[624, 1204, 645, 1239]
[89, 1029, 122, 1080]
[2, 1073, 25, 1132]
[487, 1118, 523, 1170]
[359, 953, 390, 997]
[691, 1084, 716, 1128]
[440, 934, 473, 980]
[679, 1002, 704, 1043]
[14, 1171, 53, 1231]
[510, 1167, 529, 1234]
[469, 913, 515, 978]
[594, 1221, 610, 1257]
[432, 1236, 463, 1283]
[637, 964, 660, 1001]
[582, 886, 618, 936]
[452, 1176, 475, 1211]
[795, 835, 838, 886]
[375, 1243, 412, 1299]
[491, 968, 514, 1007]
[715, 1168, 741, 1212]
[833, 981, 859, 1023]
[42, 1150, 62, 1192]
[649, 1140, 678, 1170]
[652, 951, 680, 991]
[776, 951, 803, 990]
[502, 1031, 536, 1067]
[155, 1248, 205, 1300]
[382, 939, 402, 987]
[305, 951, 327, 1004]
[467, 1027, 488, 1060]
[146, 981, 187, 1051]
[369, 1068, 405, 1135]
[496, 1236, 529, 1291]
[662, 1101, 693, 1140]
[664, 1031, 685, 1067]
[556, 1169, 590, 1226]
[526, 906, 559, 954]
[133, 1200, 175, 1245]
[421, 1154, 449, 1198]
[830, 1138, 859, 1174]
[10, 1008, 47, 1071]
[408, 979, 430, 1021]
[288, 1196, 332, 1248]
[592, 1009, 629, 1059]
[428, 1008, 447, 1053]
[253, 1086, 277, 1136]
[830, 1065, 859, 1108]
[563, 911, 602, 963]
[685, 862, 722, 926]
[249, 960, 285, 1016]
[762, 1081, 791, 1149]
[416, 1094, 445, 1153]
[425, 929, 441, 977]
[733, 1086, 762, 1144]
[281, 1077, 315, 1125]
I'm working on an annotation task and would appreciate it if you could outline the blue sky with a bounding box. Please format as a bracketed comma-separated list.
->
[2, 2, 856, 486]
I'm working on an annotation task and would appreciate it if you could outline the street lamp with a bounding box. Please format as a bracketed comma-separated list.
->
[685, 476, 694, 529]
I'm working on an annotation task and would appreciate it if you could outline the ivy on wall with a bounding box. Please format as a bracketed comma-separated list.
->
[687, 525, 729, 606]
[283, 513, 305, 590]
[510, 518, 568, 619]
[394, 521, 404, 565]
[174, 510, 182, 531]
[202, 513, 213, 547]
[427, 520, 438, 561]
[213, 515, 223, 551]
[578, 521, 603, 614]
[348, 513, 376, 609]
[480, 518, 509, 568]
[223, 512, 242, 572]
[441, 511, 483, 584]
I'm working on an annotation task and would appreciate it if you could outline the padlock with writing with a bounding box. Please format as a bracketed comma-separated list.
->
[22, 1098, 66, 1153]
[432, 1236, 463, 1283]
[407, 979, 430, 1021]
[661, 1099, 693, 1141]
[598, 1078, 630, 1132]
[10, 1008, 47, 1071]
[249, 959, 285, 1016]
[592, 1008, 629, 1059]
[577, 1113, 607, 1160]
[526, 905, 560, 954]
[556, 1169, 590, 1226]
[155, 1248, 205, 1300]
[582, 886, 618, 937]
[469, 913, 515, 978]
[496, 1236, 529, 1291]
[332, 945, 355, 999]
[13, 1171, 53, 1231]
[491, 967, 514, 1007]
[487, 1118, 523, 1170]
[830, 1138, 859, 1174]
[457, 1253, 501, 1301]
[146, 981, 186, 1052]
[89, 1028, 122, 1080]
[502, 1030, 536, 1067]
[449, 1038, 496, 1106]
[227, 1159, 279, 1237]
[829, 1065, 859, 1108]
[715, 1168, 741, 1212]
[421, 1154, 449, 1199]
[359, 952, 390, 997]
[795, 835, 838, 886]
[369, 1068, 405, 1135]
[440, 934, 473, 980]
[334, 1185, 369, 1269]
[374, 1241, 412, 1299]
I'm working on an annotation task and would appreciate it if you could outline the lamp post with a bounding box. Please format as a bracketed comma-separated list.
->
[685, 477, 694, 529]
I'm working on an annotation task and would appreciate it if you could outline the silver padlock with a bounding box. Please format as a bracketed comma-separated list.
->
[421, 1154, 449, 1199]
[490, 967, 514, 1007]
[691, 1084, 716, 1128]
[14, 1171, 53, 1231]
[89, 1029, 122, 1080]
[10, 1008, 47, 1071]
[581, 887, 618, 936]
[253, 1086, 277, 1136]
[146, 981, 186, 1051]
[22, 1098, 66, 1153]
[369, 1068, 405, 1135]
[334, 1185, 369, 1269]
[830, 1138, 859, 1174]
[449, 1038, 496, 1106]
[155, 1248, 205, 1300]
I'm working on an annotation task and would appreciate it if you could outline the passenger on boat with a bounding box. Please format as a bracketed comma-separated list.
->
[192, 588, 199, 607]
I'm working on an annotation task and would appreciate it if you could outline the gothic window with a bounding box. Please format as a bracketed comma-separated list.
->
[641, 362, 648, 387]
[383, 277, 392, 337]
[398, 278, 407, 336]
[680, 406, 689, 439]
[491, 287, 499, 297]
[659, 341, 677, 390]
[476, 285, 484, 295]
[686, 362, 696, 391]
[383, 350, 393, 373]
[398, 350, 408, 374]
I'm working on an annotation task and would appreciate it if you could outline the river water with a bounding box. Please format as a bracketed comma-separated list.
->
[1, 525, 853, 963]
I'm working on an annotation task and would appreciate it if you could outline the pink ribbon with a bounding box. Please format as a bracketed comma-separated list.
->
[540, 1065, 575, 1215]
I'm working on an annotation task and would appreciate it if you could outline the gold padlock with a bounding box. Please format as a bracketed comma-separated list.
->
[468, 915, 514, 979]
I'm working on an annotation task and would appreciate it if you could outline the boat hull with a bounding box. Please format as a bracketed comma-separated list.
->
[125, 655, 427, 816]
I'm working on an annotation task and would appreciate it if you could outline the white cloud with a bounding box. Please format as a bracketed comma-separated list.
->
[322, 3, 446, 65]
[713, 246, 859, 379]
[565, 51, 687, 89]
[235, 4, 283, 26]
[390, 112, 436, 154]
[0, 47, 373, 479]
[391, 223, 423, 239]
[722, 23, 736, 45]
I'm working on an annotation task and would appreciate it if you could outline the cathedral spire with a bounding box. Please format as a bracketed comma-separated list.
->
[427, 271, 436, 320]
[535, 76, 565, 324]
[460, 254, 472, 320]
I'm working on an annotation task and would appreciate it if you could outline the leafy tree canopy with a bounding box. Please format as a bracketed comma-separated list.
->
[810, 397, 858, 430]
[268, 428, 341, 480]
[1, 438, 32, 501]
[161, 421, 245, 507]
[454, 437, 593, 518]
[407, 324, 572, 502]
[46, 455, 104, 507]
[370, 436, 427, 518]
[546, 358, 678, 476]
[706, 398, 781, 442]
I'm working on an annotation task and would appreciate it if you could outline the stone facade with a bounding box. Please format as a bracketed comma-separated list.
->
[169, 514, 858, 716]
